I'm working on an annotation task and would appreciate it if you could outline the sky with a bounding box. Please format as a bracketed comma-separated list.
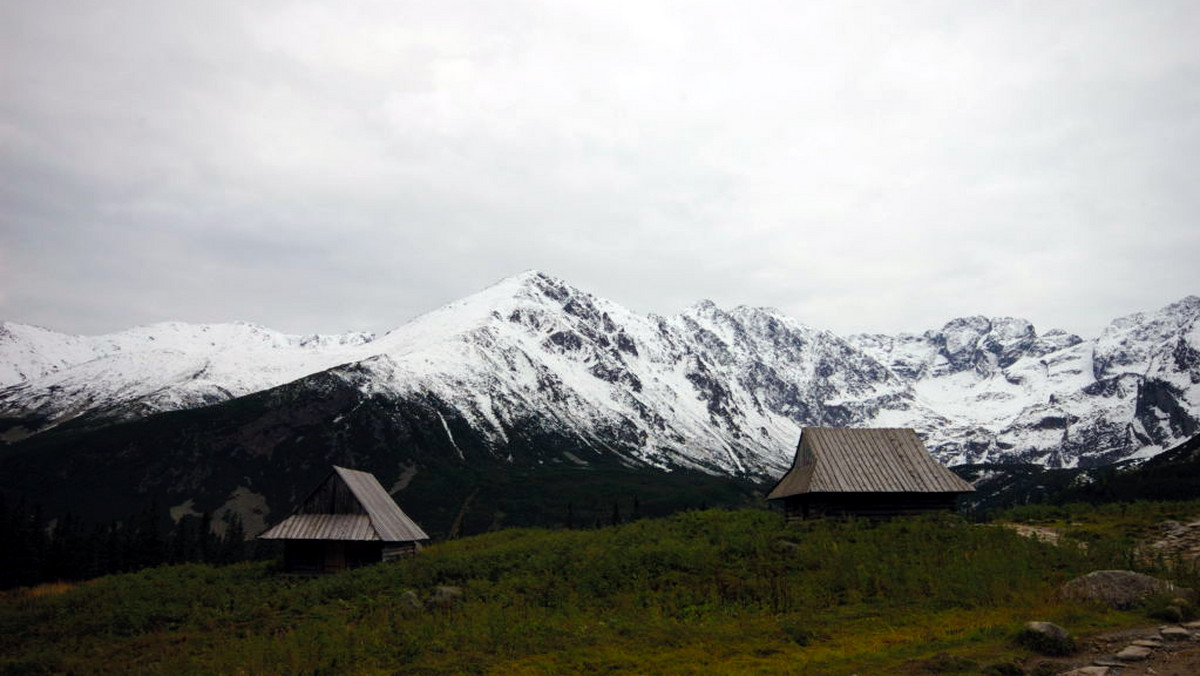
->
[2, 1, 1198, 340]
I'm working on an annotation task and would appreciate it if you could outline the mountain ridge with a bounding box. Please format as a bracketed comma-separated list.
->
[3, 272, 1198, 474]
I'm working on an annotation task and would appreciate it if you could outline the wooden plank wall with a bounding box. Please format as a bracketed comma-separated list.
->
[299, 475, 368, 516]
[783, 492, 960, 524]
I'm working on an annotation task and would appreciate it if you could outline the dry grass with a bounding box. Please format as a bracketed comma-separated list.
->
[23, 580, 76, 598]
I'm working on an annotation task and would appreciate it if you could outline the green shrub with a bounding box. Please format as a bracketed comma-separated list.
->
[1144, 593, 1196, 623]
[907, 652, 977, 673]
[980, 660, 1024, 675]
[777, 617, 823, 646]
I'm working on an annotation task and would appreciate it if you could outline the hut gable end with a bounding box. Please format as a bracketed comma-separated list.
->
[298, 472, 369, 516]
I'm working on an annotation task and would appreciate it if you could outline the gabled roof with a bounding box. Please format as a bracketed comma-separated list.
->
[766, 427, 974, 500]
[259, 466, 429, 542]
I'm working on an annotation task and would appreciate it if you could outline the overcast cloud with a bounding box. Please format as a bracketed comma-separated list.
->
[2, 0, 1198, 339]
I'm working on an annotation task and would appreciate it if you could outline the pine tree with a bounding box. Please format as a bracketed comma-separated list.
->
[170, 516, 192, 564]
[8, 500, 48, 587]
[198, 510, 214, 562]
[220, 511, 245, 563]
[132, 501, 165, 570]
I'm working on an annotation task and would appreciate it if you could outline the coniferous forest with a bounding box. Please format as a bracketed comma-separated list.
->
[0, 496, 249, 590]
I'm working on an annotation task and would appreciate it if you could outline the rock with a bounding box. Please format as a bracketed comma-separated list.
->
[1060, 570, 1189, 609]
[774, 540, 800, 553]
[1014, 621, 1075, 656]
[1184, 620, 1200, 629]
[1160, 626, 1192, 641]
[1132, 639, 1163, 648]
[398, 590, 422, 613]
[424, 585, 464, 611]
[1115, 645, 1153, 661]
[1024, 621, 1070, 641]
[1060, 667, 1111, 676]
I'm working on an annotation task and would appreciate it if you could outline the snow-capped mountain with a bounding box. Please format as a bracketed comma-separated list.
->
[0, 321, 374, 431]
[2, 272, 1197, 474]
[849, 296, 1200, 467]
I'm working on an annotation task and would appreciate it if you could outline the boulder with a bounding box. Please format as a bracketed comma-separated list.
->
[1024, 621, 1070, 641]
[1014, 621, 1075, 656]
[1060, 570, 1191, 609]
[398, 590, 422, 613]
[774, 540, 801, 553]
[424, 585, 464, 611]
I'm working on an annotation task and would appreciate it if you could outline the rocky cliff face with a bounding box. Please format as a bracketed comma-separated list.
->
[849, 296, 1200, 467]
[3, 273, 1198, 473]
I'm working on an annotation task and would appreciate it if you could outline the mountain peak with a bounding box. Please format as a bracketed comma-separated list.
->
[4, 274, 1198, 474]
[468, 270, 581, 307]
[1164, 295, 1200, 317]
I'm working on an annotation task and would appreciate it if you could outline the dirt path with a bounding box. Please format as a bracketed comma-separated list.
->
[1000, 518, 1200, 674]
[1029, 623, 1200, 675]
[1003, 517, 1200, 563]
[1140, 519, 1200, 564]
[1005, 523, 1064, 545]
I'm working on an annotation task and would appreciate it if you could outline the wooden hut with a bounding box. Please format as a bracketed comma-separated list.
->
[258, 466, 429, 574]
[766, 427, 974, 521]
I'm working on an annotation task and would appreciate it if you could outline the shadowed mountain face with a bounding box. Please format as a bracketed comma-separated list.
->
[0, 366, 764, 538]
[1, 273, 1197, 533]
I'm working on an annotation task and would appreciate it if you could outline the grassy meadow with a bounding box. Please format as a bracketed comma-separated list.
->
[2, 504, 1198, 675]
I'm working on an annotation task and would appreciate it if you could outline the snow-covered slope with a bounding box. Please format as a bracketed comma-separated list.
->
[2, 273, 1198, 473]
[0, 321, 374, 432]
[311, 272, 911, 475]
[848, 296, 1200, 467]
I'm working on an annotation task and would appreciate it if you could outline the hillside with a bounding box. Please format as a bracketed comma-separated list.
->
[0, 368, 764, 535]
[3, 506, 1198, 675]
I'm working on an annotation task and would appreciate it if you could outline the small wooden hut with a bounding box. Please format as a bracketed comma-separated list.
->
[258, 466, 429, 574]
[766, 427, 974, 522]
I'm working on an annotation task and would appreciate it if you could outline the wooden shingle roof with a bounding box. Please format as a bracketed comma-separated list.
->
[766, 428, 974, 500]
[259, 466, 429, 543]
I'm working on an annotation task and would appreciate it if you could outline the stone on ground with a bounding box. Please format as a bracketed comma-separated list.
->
[1160, 625, 1193, 641]
[1115, 645, 1153, 661]
[424, 585, 464, 611]
[1060, 570, 1187, 609]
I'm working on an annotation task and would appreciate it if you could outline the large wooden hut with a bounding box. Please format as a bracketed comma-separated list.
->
[259, 466, 429, 574]
[766, 427, 974, 521]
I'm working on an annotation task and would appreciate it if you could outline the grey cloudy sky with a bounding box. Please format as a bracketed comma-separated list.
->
[2, 1, 1198, 339]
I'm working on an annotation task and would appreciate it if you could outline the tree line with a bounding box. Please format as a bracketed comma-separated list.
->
[0, 495, 254, 590]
